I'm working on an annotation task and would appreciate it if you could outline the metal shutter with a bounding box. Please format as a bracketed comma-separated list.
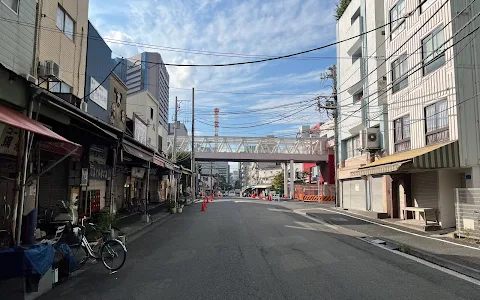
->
[371, 176, 384, 212]
[350, 179, 366, 211]
[412, 171, 438, 221]
[38, 159, 68, 209]
[342, 180, 351, 209]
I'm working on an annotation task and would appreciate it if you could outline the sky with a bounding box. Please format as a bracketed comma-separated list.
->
[88, 0, 338, 141]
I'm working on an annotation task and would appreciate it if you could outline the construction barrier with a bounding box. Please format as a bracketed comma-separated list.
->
[294, 184, 335, 202]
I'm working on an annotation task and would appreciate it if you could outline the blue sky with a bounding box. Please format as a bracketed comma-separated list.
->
[89, 0, 338, 138]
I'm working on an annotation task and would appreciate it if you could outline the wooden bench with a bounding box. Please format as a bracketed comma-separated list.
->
[402, 207, 439, 226]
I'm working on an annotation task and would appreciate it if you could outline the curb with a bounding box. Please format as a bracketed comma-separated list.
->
[405, 247, 480, 281]
[305, 213, 480, 281]
[123, 213, 173, 243]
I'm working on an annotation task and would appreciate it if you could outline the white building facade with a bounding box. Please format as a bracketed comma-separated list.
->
[355, 0, 464, 229]
[336, 0, 390, 217]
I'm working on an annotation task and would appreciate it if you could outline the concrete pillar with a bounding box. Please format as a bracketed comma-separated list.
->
[284, 163, 288, 198]
[467, 166, 480, 188]
[290, 160, 295, 199]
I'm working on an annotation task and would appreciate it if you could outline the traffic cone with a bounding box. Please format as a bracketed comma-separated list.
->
[210, 194, 214, 202]
[201, 200, 206, 211]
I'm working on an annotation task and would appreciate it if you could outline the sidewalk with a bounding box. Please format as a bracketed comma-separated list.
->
[304, 207, 480, 280]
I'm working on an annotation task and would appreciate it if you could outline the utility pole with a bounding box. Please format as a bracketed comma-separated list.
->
[319, 65, 339, 208]
[172, 96, 178, 206]
[191, 88, 195, 203]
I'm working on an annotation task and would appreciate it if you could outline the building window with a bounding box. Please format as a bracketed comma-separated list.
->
[425, 100, 449, 145]
[49, 80, 72, 93]
[420, 0, 435, 13]
[390, 0, 406, 39]
[56, 6, 74, 40]
[345, 135, 361, 159]
[353, 91, 363, 103]
[392, 54, 408, 93]
[422, 27, 445, 75]
[150, 107, 154, 119]
[2, 0, 19, 13]
[393, 115, 411, 152]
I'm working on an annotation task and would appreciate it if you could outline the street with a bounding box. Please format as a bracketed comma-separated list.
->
[40, 199, 480, 300]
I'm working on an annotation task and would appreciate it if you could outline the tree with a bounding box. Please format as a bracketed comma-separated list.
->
[272, 171, 284, 192]
[334, 0, 352, 20]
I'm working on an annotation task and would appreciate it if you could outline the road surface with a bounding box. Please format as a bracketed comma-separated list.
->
[39, 198, 480, 300]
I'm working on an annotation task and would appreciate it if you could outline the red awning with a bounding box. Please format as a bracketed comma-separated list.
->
[0, 104, 77, 145]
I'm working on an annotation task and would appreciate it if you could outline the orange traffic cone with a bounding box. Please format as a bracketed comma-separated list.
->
[210, 194, 214, 202]
[259, 195, 263, 200]
[201, 200, 206, 211]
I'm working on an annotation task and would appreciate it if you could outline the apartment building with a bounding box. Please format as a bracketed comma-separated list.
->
[36, 0, 89, 100]
[354, 0, 463, 229]
[126, 91, 160, 151]
[114, 52, 170, 129]
[336, 0, 389, 216]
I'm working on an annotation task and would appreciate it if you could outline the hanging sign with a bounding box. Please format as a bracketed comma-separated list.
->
[89, 144, 108, 165]
[0, 124, 20, 156]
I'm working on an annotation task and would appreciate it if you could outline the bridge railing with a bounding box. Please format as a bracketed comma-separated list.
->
[167, 136, 328, 156]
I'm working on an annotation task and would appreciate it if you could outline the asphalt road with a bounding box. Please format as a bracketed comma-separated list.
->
[39, 198, 480, 300]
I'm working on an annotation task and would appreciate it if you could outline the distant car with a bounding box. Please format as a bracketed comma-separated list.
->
[228, 191, 235, 197]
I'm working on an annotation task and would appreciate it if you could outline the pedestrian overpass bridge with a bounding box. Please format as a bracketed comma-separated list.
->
[166, 136, 328, 162]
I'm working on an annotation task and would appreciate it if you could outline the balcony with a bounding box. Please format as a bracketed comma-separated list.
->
[345, 17, 363, 57]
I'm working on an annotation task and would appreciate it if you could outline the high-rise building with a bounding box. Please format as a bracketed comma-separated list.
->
[114, 52, 169, 129]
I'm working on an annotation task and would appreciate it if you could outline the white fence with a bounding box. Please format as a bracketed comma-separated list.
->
[455, 188, 480, 238]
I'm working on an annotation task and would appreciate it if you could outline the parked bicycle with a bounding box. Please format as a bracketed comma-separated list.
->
[70, 216, 127, 272]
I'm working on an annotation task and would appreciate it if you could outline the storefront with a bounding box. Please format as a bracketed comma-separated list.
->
[354, 141, 462, 227]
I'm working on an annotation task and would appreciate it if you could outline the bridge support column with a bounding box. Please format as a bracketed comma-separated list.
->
[289, 160, 295, 199]
[283, 163, 288, 198]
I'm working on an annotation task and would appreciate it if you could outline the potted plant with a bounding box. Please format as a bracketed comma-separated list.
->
[177, 203, 183, 213]
[169, 200, 177, 214]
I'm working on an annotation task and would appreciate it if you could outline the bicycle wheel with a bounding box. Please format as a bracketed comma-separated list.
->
[100, 239, 127, 271]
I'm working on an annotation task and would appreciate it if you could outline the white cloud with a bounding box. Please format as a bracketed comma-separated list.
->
[90, 0, 337, 135]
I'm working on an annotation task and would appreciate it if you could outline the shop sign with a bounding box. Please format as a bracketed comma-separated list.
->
[81, 168, 89, 186]
[90, 77, 108, 110]
[89, 163, 112, 180]
[40, 141, 83, 159]
[134, 115, 147, 146]
[89, 144, 108, 165]
[132, 167, 145, 179]
[0, 124, 19, 156]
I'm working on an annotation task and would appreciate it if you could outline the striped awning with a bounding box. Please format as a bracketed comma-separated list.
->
[412, 141, 460, 168]
[351, 141, 460, 177]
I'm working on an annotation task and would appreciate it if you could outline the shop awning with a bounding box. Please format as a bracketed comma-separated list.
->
[253, 185, 272, 189]
[123, 139, 153, 162]
[43, 99, 118, 140]
[352, 141, 460, 176]
[0, 103, 77, 145]
[153, 154, 166, 167]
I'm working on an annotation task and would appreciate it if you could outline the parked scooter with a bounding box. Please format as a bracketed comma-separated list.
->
[54, 198, 79, 226]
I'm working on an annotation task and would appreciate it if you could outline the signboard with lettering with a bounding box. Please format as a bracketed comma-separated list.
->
[131, 167, 145, 179]
[89, 163, 112, 180]
[89, 144, 108, 165]
[40, 141, 83, 159]
[81, 168, 89, 186]
[90, 77, 108, 110]
[134, 115, 147, 146]
[0, 124, 20, 156]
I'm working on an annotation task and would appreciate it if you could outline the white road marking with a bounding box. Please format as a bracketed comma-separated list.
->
[292, 209, 340, 231]
[318, 208, 480, 251]
[360, 238, 480, 287]
[285, 225, 319, 231]
[268, 208, 294, 213]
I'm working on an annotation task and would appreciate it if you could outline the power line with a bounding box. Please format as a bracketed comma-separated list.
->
[338, 0, 477, 125]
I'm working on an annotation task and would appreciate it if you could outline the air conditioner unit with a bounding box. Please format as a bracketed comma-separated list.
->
[24, 74, 38, 85]
[39, 60, 60, 79]
[360, 128, 381, 150]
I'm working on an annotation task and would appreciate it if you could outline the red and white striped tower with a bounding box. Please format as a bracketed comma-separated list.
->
[214, 108, 220, 136]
